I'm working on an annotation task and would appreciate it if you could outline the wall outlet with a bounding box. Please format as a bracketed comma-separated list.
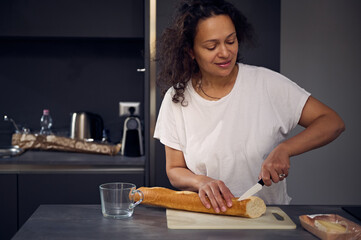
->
[119, 102, 140, 117]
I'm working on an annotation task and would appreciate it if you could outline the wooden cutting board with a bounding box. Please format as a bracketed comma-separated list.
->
[167, 207, 296, 229]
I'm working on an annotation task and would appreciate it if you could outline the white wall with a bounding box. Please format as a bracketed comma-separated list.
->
[281, 0, 361, 204]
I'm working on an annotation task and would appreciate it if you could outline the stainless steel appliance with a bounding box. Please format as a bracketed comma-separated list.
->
[70, 112, 104, 141]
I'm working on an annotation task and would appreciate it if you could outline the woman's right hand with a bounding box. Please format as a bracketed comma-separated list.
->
[197, 176, 234, 213]
[165, 146, 234, 213]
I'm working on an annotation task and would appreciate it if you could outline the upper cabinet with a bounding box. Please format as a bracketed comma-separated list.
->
[0, 0, 144, 38]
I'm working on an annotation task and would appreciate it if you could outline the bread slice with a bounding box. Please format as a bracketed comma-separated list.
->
[314, 220, 347, 233]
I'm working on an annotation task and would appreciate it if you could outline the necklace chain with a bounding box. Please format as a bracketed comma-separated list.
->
[197, 80, 221, 100]
[195, 65, 238, 100]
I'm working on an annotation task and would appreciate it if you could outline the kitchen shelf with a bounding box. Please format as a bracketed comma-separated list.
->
[0, 150, 145, 173]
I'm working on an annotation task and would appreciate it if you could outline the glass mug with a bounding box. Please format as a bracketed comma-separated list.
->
[99, 182, 144, 219]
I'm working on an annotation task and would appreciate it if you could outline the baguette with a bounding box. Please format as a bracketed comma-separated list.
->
[135, 187, 266, 218]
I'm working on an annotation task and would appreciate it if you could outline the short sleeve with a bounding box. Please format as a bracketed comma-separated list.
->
[153, 88, 182, 151]
[264, 68, 311, 134]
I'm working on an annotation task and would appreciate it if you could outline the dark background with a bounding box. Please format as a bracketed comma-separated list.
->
[281, 0, 361, 204]
[1, 1, 360, 239]
[0, 0, 282, 190]
[1, 0, 359, 208]
[0, 0, 144, 145]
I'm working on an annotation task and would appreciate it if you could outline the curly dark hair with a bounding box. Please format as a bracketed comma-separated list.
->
[156, 0, 255, 105]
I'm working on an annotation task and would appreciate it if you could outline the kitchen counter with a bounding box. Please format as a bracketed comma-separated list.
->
[0, 150, 145, 173]
[0, 151, 146, 239]
[12, 204, 361, 240]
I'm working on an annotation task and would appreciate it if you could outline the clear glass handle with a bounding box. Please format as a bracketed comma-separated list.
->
[130, 189, 144, 209]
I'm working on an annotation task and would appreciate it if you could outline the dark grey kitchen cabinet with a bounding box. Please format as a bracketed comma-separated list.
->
[0, 174, 18, 239]
[17, 173, 144, 227]
[0, 0, 144, 38]
[0, 174, 18, 240]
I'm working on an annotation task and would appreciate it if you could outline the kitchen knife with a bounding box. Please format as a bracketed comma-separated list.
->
[237, 179, 264, 201]
[237, 174, 286, 201]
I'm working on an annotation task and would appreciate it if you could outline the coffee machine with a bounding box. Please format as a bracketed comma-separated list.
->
[121, 107, 143, 156]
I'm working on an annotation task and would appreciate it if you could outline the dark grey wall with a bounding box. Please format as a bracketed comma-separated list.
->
[154, 0, 281, 189]
[281, 0, 361, 204]
[0, 38, 144, 144]
[0, 0, 144, 38]
[0, 0, 145, 145]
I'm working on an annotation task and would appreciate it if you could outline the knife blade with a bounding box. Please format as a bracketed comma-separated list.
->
[237, 179, 264, 201]
[237, 174, 286, 201]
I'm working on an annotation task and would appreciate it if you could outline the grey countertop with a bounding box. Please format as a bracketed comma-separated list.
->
[0, 150, 145, 173]
[11, 204, 361, 240]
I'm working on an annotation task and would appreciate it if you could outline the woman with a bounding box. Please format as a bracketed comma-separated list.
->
[154, 0, 345, 213]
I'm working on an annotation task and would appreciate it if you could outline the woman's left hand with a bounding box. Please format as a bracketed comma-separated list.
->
[259, 144, 290, 186]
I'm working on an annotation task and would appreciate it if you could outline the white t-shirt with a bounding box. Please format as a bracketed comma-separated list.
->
[154, 63, 310, 204]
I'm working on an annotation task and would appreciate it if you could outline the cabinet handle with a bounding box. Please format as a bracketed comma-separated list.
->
[137, 68, 146, 72]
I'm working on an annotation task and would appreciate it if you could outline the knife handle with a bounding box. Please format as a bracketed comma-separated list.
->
[258, 174, 286, 186]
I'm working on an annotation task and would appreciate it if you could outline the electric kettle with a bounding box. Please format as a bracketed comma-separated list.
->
[70, 112, 104, 141]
